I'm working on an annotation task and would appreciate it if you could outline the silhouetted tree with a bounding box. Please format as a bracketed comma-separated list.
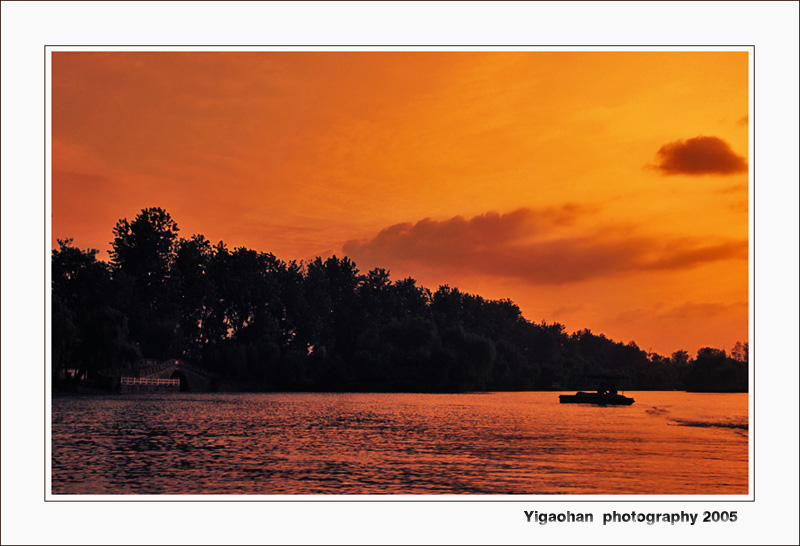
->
[731, 341, 749, 363]
[685, 347, 747, 392]
[51, 293, 78, 384]
[671, 349, 691, 366]
[173, 234, 215, 360]
[74, 306, 141, 377]
[107, 208, 182, 357]
[109, 207, 180, 302]
[51, 239, 117, 385]
[52, 238, 111, 306]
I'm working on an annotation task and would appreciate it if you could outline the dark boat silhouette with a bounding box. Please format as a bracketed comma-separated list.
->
[559, 373, 635, 405]
[559, 391, 634, 405]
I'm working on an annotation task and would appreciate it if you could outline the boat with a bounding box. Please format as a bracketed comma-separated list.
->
[559, 373, 634, 405]
[559, 391, 634, 405]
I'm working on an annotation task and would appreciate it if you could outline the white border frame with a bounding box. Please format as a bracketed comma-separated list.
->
[4, 2, 797, 544]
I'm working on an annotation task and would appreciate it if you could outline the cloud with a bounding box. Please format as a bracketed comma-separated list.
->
[551, 303, 586, 316]
[639, 239, 748, 271]
[720, 183, 748, 194]
[729, 200, 748, 214]
[612, 300, 747, 327]
[658, 301, 748, 320]
[344, 206, 589, 263]
[343, 208, 748, 285]
[650, 136, 747, 175]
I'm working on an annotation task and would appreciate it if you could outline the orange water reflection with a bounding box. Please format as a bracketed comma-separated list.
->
[51, 391, 748, 495]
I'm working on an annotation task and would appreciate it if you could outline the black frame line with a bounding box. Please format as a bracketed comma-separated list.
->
[44, 44, 756, 503]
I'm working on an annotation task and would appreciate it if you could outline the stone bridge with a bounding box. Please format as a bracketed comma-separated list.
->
[135, 359, 217, 392]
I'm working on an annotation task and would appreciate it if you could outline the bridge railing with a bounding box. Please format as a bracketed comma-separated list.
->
[120, 377, 180, 386]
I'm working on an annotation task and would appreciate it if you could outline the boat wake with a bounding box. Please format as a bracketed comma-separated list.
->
[669, 418, 748, 433]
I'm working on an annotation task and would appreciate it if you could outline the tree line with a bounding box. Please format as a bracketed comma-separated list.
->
[52, 207, 748, 393]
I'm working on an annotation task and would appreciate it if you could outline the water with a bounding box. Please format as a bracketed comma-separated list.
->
[51, 391, 748, 495]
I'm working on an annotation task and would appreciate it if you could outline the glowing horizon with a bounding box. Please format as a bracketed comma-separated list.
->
[50, 50, 749, 357]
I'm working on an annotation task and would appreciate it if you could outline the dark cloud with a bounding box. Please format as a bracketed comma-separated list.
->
[343, 208, 748, 285]
[639, 239, 748, 271]
[344, 206, 590, 266]
[651, 136, 747, 175]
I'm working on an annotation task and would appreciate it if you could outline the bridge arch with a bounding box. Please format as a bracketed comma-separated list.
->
[170, 370, 190, 392]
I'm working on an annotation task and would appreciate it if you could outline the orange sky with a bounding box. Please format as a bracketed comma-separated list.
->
[50, 50, 749, 357]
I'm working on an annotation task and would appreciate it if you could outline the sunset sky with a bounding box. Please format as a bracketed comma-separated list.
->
[50, 50, 749, 357]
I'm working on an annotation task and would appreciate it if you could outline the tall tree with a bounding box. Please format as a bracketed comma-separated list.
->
[173, 234, 215, 359]
[108, 208, 182, 359]
[109, 207, 180, 299]
[52, 239, 115, 382]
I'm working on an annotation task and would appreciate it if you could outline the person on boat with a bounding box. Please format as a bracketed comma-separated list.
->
[609, 384, 618, 395]
[598, 383, 607, 395]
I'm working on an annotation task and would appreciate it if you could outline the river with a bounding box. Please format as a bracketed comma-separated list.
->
[51, 391, 748, 495]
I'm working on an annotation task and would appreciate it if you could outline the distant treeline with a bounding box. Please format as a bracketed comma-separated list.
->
[52, 207, 748, 393]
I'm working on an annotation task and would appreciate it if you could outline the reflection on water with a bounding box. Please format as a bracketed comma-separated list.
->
[51, 392, 748, 495]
